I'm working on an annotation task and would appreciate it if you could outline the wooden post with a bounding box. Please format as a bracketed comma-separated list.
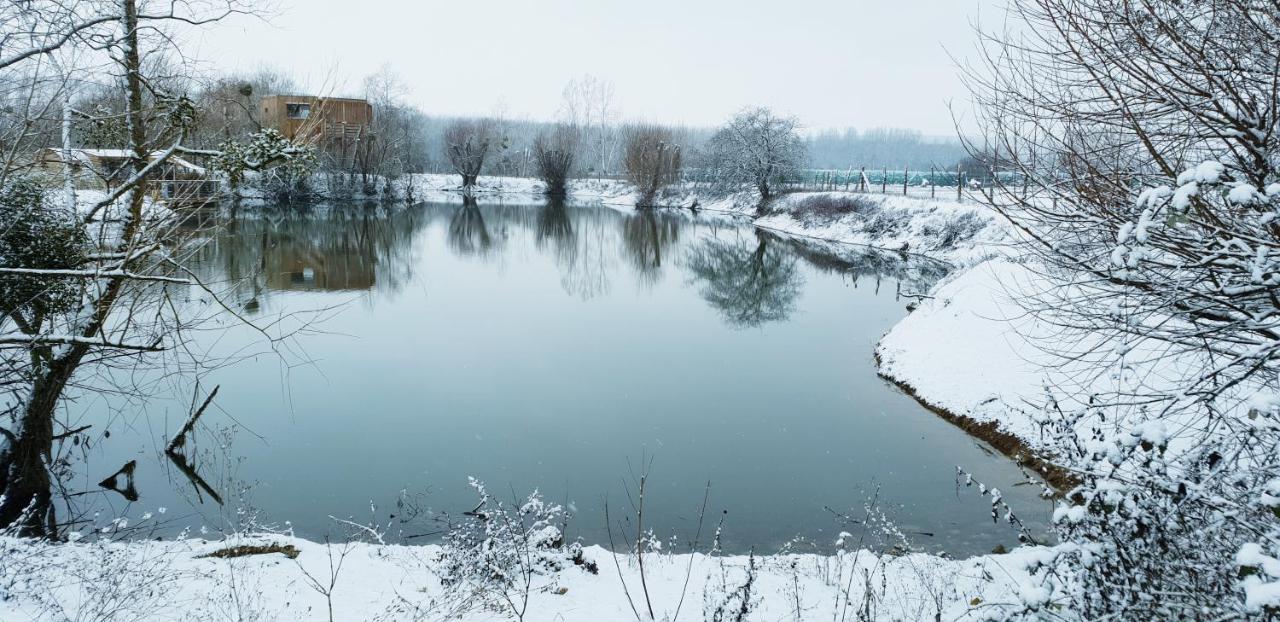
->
[860, 166, 866, 192]
[881, 167, 887, 194]
[957, 163, 963, 202]
[931, 166, 936, 198]
[903, 166, 908, 195]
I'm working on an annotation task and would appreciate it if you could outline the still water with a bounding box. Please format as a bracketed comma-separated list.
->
[74, 198, 1048, 556]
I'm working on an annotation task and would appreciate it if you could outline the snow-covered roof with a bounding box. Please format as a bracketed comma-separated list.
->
[41, 148, 206, 175]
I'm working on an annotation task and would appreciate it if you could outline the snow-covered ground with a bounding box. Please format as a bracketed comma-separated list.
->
[876, 259, 1069, 455]
[0, 534, 1051, 621]
[753, 192, 1012, 266]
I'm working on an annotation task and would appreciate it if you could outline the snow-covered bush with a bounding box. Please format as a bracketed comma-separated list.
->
[0, 178, 86, 318]
[787, 193, 879, 224]
[436, 478, 587, 619]
[968, 0, 1280, 617]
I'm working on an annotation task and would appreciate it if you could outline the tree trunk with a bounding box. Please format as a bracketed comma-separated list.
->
[0, 0, 146, 538]
[0, 353, 78, 536]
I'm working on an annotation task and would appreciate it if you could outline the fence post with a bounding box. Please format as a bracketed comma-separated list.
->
[931, 166, 936, 198]
[957, 163, 963, 202]
[860, 166, 866, 192]
[903, 165, 908, 196]
[881, 167, 887, 194]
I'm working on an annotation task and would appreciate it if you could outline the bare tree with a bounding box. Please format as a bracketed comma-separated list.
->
[532, 124, 579, 196]
[704, 107, 806, 209]
[442, 118, 500, 190]
[0, 0, 308, 537]
[623, 126, 682, 207]
[965, 0, 1280, 617]
[560, 75, 620, 176]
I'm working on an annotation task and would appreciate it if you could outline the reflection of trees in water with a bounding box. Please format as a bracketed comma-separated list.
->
[535, 195, 574, 252]
[447, 197, 496, 257]
[556, 205, 613, 299]
[766, 232, 950, 296]
[686, 230, 803, 328]
[621, 210, 682, 287]
[189, 204, 428, 311]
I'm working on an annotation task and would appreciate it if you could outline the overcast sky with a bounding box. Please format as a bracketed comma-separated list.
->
[191, 0, 1000, 137]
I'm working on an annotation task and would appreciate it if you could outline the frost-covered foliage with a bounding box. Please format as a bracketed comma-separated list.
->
[969, 0, 1280, 617]
[0, 179, 86, 318]
[702, 107, 806, 204]
[211, 128, 316, 204]
[786, 193, 879, 224]
[437, 479, 586, 619]
[210, 128, 315, 186]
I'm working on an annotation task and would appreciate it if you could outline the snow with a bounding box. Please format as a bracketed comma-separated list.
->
[736, 191, 1011, 265]
[876, 258, 1064, 450]
[0, 534, 1052, 621]
[1176, 160, 1225, 185]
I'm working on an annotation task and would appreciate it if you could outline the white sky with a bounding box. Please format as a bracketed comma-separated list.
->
[190, 0, 1000, 137]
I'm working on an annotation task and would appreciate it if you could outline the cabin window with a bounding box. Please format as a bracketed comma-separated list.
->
[286, 103, 311, 119]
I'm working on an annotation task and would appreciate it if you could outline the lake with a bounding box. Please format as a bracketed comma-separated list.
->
[71, 198, 1049, 556]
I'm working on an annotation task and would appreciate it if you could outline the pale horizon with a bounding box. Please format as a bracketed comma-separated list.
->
[190, 0, 999, 137]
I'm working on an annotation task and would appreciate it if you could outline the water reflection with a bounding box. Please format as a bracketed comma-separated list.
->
[447, 197, 497, 257]
[771, 235, 951, 296]
[194, 205, 427, 311]
[686, 230, 804, 328]
[74, 198, 1064, 556]
[622, 211, 682, 287]
[535, 195, 574, 252]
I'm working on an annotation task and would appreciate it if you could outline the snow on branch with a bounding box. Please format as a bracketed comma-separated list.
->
[0, 333, 164, 352]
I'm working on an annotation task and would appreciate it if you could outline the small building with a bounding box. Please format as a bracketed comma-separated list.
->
[36, 148, 220, 206]
[259, 95, 373, 167]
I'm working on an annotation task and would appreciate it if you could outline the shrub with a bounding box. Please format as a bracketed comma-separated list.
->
[788, 194, 880, 223]
[533, 125, 579, 196]
[0, 179, 86, 318]
[624, 126, 682, 207]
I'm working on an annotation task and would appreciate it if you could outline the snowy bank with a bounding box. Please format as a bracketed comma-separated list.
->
[754, 192, 1013, 266]
[0, 534, 1054, 621]
[874, 255, 1226, 489]
[875, 259, 1071, 485]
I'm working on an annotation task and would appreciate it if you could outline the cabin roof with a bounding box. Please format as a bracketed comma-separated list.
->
[40, 148, 206, 174]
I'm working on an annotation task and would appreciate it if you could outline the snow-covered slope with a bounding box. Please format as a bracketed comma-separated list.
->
[0, 534, 1053, 621]
[756, 192, 1013, 266]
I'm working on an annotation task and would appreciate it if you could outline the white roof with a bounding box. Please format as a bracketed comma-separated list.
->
[43, 148, 206, 174]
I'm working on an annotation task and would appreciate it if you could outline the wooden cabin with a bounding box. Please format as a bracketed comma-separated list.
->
[36, 148, 222, 206]
[259, 95, 373, 168]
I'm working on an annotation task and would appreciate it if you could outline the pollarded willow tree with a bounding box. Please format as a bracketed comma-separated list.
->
[533, 124, 579, 196]
[0, 0, 311, 537]
[966, 0, 1280, 617]
[703, 107, 806, 209]
[442, 118, 505, 190]
[623, 126, 682, 207]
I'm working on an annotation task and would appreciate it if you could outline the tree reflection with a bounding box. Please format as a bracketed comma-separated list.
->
[535, 195, 575, 253]
[686, 230, 803, 328]
[622, 210, 681, 287]
[448, 196, 495, 257]
[557, 206, 612, 299]
[770, 234, 950, 297]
